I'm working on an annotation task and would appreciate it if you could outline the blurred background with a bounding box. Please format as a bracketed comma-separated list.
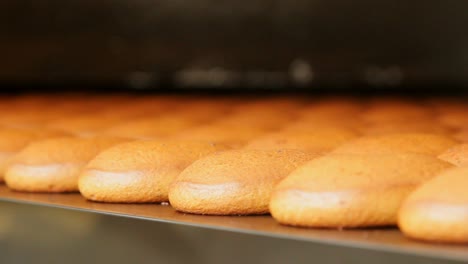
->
[1, 0, 468, 92]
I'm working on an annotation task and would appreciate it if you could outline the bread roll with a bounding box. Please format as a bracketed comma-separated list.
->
[216, 107, 296, 130]
[426, 98, 466, 114]
[438, 112, 468, 129]
[362, 100, 431, 122]
[0, 128, 69, 182]
[438, 144, 468, 167]
[299, 98, 363, 119]
[454, 128, 468, 143]
[296, 103, 363, 130]
[332, 133, 458, 155]
[42, 97, 172, 135]
[270, 153, 452, 228]
[0, 95, 105, 128]
[169, 149, 319, 215]
[78, 140, 229, 203]
[398, 167, 468, 243]
[5, 137, 128, 192]
[233, 97, 305, 114]
[361, 121, 450, 136]
[173, 98, 237, 119]
[96, 96, 176, 116]
[285, 118, 364, 131]
[45, 115, 125, 136]
[0, 109, 63, 128]
[172, 124, 267, 147]
[245, 128, 357, 152]
[104, 116, 201, 139]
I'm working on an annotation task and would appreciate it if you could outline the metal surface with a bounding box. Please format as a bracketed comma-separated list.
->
[0, 202, 461, 264]
[0, 185, 466, 262]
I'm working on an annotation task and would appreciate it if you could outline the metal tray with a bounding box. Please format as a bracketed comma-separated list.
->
[0, 185, 466, 264]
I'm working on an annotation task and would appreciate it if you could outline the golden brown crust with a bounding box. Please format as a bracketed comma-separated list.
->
[270, 153, 452, 228]
[245, 128, 358, 152]
[215, 107, 297, 130]
[172, 124, 267, 147]
[0, 127, 68, 154]
[293, 102, 363, 131]
[0, 110, 61, 128]
[361, 121, 451, 136]
[103, 115, 203, 139]
[169, 149, 320, 215]
[4, 137, 129, 192]
[285, 119, 364, 131]
[0, 95, 111, 128]
[332, 133, 458, 155]
[438, 144, 468, 166]
[362, 99, 431, 122]
[0, 127, 69, 182]
[78, 140, 230, 203]
[398, 167, 468, 243]
[437, 112, 468, 129]
[299, 98, 363, 118]
[168, 99, 235, 122]
[45, 115, 125, 136]
[454, 128, 468, 143]
[232, 97, 305, 114]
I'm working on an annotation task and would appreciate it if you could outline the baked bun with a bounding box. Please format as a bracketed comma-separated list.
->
[438, 112, 468, 129]
[398, 167, 468, 243]
[295, 101, 363, 130]
[169, 149, 319, 215]
[332, 133, 458, 155]
[215, 108, 296, 130]
[5, 137, 128, 192]
[0, 127, 69, 182]
[438, 144, 468, 167]
[233, 97, 304, 115]
[104, 116, 201, 139]
[78, 140, 229, 203]
[270, 153, 452, 228]
[0, 109, 64, 128]
[170, 99, 235, 121]
[299, 98, 363, 118]
[0, 95, 109, 128]
[172, 124, 267, 147]
[45, 115, 125, 136]
[454, 128, 468, 143]
[245, 128, 357, 152]
[361, 121, 450, 136]
[362, 100, 431, 122]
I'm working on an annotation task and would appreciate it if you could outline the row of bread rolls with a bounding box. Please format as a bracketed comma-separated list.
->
[0, 95, 466, 244]
[0, 95, 466, 139]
